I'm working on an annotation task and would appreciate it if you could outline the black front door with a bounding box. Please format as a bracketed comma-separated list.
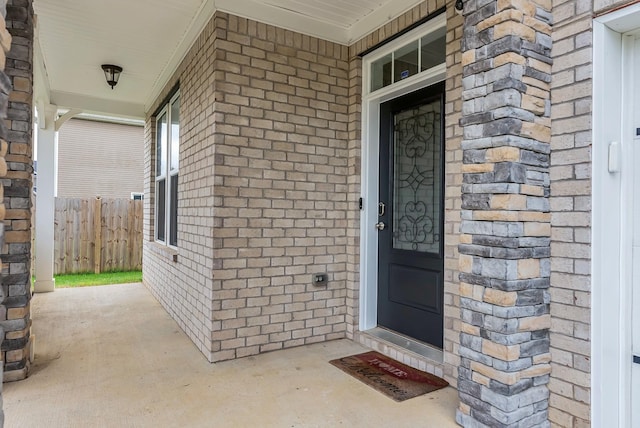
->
[377, 83, 445, 348]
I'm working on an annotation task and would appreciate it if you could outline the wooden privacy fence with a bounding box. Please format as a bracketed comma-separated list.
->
[54, 197, 143, 274]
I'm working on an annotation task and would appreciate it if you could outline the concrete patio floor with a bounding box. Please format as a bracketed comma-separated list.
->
[4, 283, 459, 427]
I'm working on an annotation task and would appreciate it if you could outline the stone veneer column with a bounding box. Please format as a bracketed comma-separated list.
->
[1, 0, 33, 383]
[0, 0, 16, 423]
[456, 0, 553, 426]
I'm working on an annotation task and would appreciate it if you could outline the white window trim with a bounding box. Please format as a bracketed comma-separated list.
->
[154, 91, 180, 247]
[364, 13, 446, 98]
[359, 15, 446, 344]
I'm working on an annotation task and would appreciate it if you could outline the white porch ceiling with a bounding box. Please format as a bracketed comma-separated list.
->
[33, 0, 424, 119]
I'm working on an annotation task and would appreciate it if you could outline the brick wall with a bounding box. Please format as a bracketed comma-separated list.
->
[208, 13, 351, 361]
[443, 5, 465, 386]
[143, 16, 219, 359]
[549, 0, 593, 425]
[1, 0, 32, 383]
[144, 12, 352, 361]
[144, 6, 464, 367]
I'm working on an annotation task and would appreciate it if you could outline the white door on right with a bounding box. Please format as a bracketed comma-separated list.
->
[631, 32, 640, 428]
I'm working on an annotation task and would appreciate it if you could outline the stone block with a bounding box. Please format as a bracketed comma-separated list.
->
[490, 404, 534, 425]
[522, 93, 546, 115]
[517, 410, 550, 427]
[477, 9, 524, 33]
[494, 160, 527, 181]
[471, 361, 520, 385]
[5, 347, 23, 362]
[461, 220, 494, 235]
[484, 329, 532, 346]
[494, 52, 527, 67]
[464, 172, 497, 185]
[485, 315, 520, 334]
[459, 378, 483, 398]
[491, 278, 549, 291]
[2, 365, 26, 382]
[490, 377, 533, 395]
[483, 288, 518, 306]
[520, 363, 551, 378]
[495, 134, 550, 154]
[493, 106, 536, 122]
[486, 146, 521, 162]
[493, 77, 528, 93]
[462, 193, 492, 210]
[521, 122, 551, 144]
[491, 194, 527, 210]
[493, 357, 533, 372]
[519, 339, 550, 358]
[494, 21, 537, 43]
[461, 297, 494, 315]
[462, 307, 486, 327]
[493, 305, 536, 318]
[460, 111, 495, 126]
[466, 2, 499, 31]
[6, 304, 26, 319]
[461, 321, 481, 336]
[459, 392, 493, 419]
[516, 289, 547, 306]
[482, 339, 520, 361]
[482, 385, 521, 412]
[486, 88, 523, 110]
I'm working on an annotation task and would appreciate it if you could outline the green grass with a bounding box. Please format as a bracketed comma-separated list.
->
[53, 270, 142, 288]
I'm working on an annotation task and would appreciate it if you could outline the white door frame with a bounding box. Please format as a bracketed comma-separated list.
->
[592, 4, 640, 427]
[358, 14, 447, 332]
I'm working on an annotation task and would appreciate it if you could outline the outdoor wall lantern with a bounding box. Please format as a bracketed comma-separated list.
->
[101, 64, 123, 89]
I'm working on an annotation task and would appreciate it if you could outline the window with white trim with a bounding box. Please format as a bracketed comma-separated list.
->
[365, 14, 446, 95]
[155, 92, 180, 246]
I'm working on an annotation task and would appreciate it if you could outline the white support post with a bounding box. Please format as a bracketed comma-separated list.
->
[33, 104, 58, 293]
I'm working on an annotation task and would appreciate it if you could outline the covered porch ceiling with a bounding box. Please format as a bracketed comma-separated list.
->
[33, 0, 426, 120]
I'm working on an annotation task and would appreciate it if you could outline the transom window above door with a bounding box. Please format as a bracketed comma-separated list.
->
[366, 13, 446, 95]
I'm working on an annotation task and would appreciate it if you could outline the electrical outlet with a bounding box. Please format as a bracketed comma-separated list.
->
[313, 273, 328, 286]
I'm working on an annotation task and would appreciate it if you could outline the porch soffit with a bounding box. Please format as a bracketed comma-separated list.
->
[33, 0, 424, 119]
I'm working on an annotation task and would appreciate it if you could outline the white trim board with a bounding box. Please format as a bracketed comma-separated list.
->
[592, 5, 640, 427]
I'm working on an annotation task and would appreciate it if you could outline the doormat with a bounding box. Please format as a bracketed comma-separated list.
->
[329, 351, 449, 402]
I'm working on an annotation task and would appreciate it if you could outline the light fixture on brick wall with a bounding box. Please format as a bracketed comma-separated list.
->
[101, 64, 123, 89]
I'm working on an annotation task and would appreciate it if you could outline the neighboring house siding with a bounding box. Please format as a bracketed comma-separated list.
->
[57, 118, 144, 199]
[550, 0, 593, 426]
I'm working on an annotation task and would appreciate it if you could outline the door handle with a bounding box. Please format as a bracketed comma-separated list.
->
[375, 222, 386, 231]
[634, 355, 640, 365]
[378, 202, 386, 217]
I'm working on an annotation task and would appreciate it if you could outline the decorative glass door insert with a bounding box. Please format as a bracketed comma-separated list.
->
[392, 100, 441, 254]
